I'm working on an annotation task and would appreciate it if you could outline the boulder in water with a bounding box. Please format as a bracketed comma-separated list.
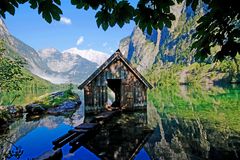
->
[25, 104, 46, 115]
[47, 100, 80, 115]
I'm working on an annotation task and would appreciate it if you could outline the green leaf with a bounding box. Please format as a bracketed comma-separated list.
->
[102, 22, 109, 31]
[109, 17, 116, 27]
[71, 0, 79, 5]
[10, 0, 19, 8]
[84, 4, 89, 10]
[96, 17, 101, 28]
[51, 4, 63, 15]
[117, 21, 124, 28]
[42, 11, 52, 23]
[51, 10, 61, 21]
[17, 0, 28, 4]
[165, 20, 171, 28]
[6, 4, 15, 15]
[0, 11, 6, 18]
[29, 0, 37, 9]
[74, 0, 84, 9]
[147, 25, 152, 35]
[54, 0, 61, 5]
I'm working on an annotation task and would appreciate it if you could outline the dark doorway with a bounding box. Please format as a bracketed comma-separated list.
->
[107, 79, 121, 108]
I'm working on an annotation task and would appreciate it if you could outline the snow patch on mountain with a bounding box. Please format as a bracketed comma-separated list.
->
[63, 48, 109, 65]
[37, 48, 98, 84]
[38, 48, 59, 58]
[38, 48, 79, 72]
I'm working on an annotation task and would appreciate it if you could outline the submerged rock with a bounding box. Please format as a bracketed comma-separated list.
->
[0, 105, 24, 129]
[26, 104, 46, 115]
[25, 91, 81, 116]
[0, 117, 8, 129]
[47, 100, 81, 115]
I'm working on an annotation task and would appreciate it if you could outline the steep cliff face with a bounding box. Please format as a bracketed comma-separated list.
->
[119, 36, 130, 57]
[119, 1, 204, 72]
[119, 27, 161, 72]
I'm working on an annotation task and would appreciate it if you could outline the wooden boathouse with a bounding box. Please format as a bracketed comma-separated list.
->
[78, 49, 152, 114]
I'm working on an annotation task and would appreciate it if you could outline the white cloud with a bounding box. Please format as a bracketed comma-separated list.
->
[60, 16, 72, 25]
[76, 36, 84, 46]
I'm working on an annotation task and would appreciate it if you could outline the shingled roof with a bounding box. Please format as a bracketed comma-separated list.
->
[78, 49, 152, 89]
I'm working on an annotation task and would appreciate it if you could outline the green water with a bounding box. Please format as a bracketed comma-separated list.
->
[146, 84, 240, 159]
[148, 84, 240, 133]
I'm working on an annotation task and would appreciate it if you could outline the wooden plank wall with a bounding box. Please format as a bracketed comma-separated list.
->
[84, 59, 147, 113]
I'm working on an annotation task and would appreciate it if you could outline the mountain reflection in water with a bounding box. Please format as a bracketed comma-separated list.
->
[146, 104, 240, 160]
[0, 85, 239, 160]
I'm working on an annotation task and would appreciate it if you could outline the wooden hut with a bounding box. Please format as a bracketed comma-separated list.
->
[78, 49, 152, 114]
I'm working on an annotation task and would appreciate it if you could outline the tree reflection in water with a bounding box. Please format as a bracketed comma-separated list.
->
[145, 103, 240, 160]
[3, 138, 24, 159]
[1, 84, 239, 160]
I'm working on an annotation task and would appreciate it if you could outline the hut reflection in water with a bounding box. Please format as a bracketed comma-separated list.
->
[73, 111, 152, 160]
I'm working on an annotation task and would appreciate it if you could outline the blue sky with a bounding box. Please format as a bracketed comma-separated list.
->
[4, 1, 136, 55]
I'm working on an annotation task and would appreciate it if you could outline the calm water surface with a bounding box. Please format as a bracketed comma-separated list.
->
[0, 85, 239, 159]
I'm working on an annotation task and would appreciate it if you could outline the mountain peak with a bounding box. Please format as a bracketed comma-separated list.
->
[63, 48, 109, 65]
[39, 48, 58, 52]
[38, 48, 60, 58]
[64, 47, 78, 53]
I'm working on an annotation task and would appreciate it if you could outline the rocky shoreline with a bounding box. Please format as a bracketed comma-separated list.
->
[0, 90, 81, 129]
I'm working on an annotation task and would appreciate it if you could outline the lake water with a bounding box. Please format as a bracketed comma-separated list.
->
[0, 85, 239, 159]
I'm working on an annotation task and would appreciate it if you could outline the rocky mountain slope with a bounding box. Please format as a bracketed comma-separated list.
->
[119, 1, 205, 73]
[38, 48, 98, 83]
[119, 1, 239, 84]
[0, 18, 48, 76]
[0, 18, 102, 84]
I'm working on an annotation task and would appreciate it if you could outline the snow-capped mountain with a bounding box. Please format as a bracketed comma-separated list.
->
[38, 48, 98, 83]
[39, 48, 77, 73]
[63, 47, 109, 66]
[0, 18, 99, 84]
